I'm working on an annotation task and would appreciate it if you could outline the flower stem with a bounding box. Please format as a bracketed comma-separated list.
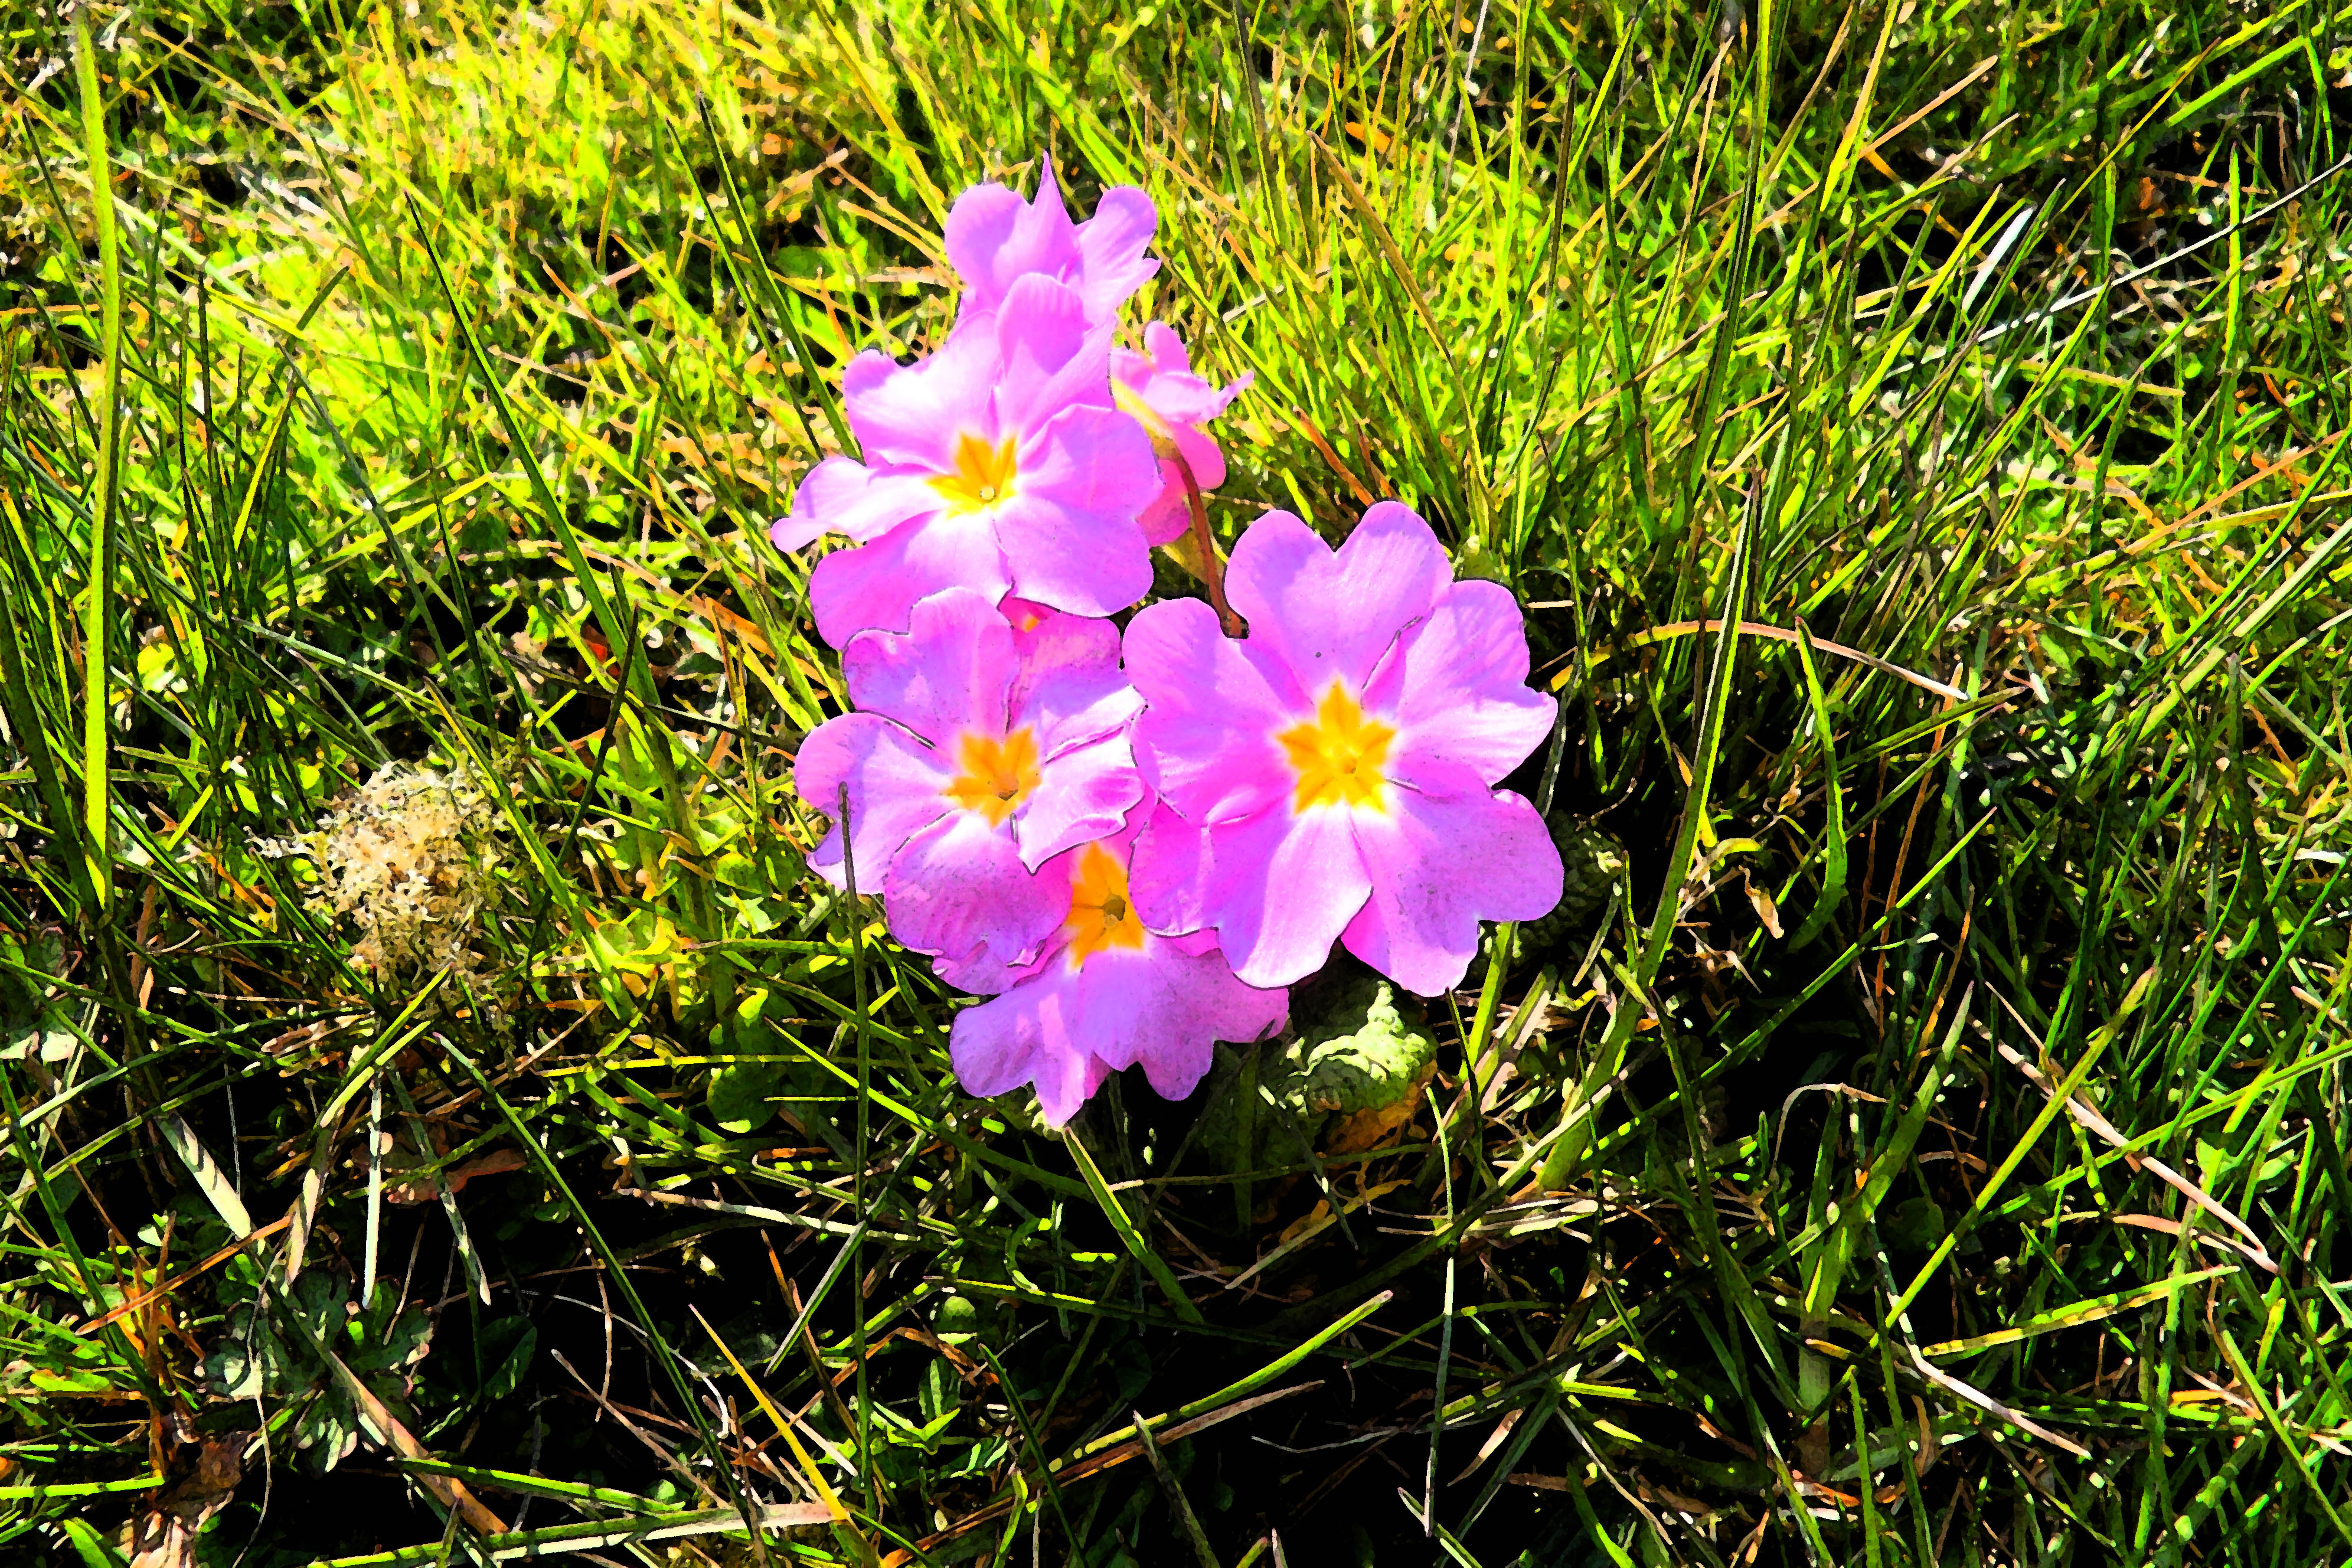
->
[1176, 454, 1246, 639]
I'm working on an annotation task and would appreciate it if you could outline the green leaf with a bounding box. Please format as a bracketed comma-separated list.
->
[1194, 973, 1438, 1174]
[708, 1057, 780, 1133]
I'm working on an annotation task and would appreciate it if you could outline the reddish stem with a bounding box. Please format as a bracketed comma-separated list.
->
[1175, 453, 1246, 639]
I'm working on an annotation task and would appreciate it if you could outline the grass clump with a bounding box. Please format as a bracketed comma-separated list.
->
[2, 1, 2351, 1565]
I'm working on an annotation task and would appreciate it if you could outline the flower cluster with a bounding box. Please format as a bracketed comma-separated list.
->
[774, 159, 1563, 1125]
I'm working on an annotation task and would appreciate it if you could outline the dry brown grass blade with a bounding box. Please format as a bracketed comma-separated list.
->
[1997, 1039, 2278, 1272]
[321, 1344, 509, 1534]
[1905, 1344, 2090, 1459]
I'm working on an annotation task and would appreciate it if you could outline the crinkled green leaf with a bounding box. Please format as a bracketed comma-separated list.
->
[1191, 973, 1437, 1174]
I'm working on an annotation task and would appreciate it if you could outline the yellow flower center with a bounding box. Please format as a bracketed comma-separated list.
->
[929, 432, 1020, 514]
[1276, 681, 1396, 814]
[942, 729, 1041, 827]
[1063, 842, 1146, 966]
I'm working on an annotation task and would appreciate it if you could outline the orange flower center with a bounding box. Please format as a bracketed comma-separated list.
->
[942, 729, 1041, 827]
[1063, 842, 1146, 966]
[1276, 681, 1396, 814]
[929, 432, 1020, 514]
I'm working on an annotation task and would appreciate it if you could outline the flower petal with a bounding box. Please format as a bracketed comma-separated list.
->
[808, 511, 1010, 648]
[1071, 942, 1287, 1102]
[840, 587, 1018, 750]
[792, 714, 953, 894]
[1341, 775, 1563, 995]
[992, 275, 1115, 430]
[1133, 805, 1370, 989]
[1013, 731, 1145, 871]
[1123, 599, 1297, 824]
[948, 967, 1110, 1126]
[992, 406, 1159, 616]
[885, 809, 1067, 975]
[840, 332, 997, 470]
[773, 458, 939, 551]
[1223, 504, 1454, 698]
[1072, 186, 1160, 321]
[1007, 606, 1140, 753]
[1368, 580, 1557, 793]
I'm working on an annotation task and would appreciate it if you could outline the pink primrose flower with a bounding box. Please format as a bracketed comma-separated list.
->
[944, 154, 1159, 329]
[1122, 503, 1563, 995]
[1111, 324, 1253, 545]
[792, 588, 1145, 978]
[949, 801, 1288, 1126]
[771, 273, 1161, 648]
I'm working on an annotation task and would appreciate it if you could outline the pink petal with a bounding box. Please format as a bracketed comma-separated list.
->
[1008, 609, 1140, 752]
[992, 406, 1159, 616]
[947, 981, 1043, 1094]
[1135, 473, 1193, 547]
[1132, 806, 1370, 989]
[992, 276, 1113, 429]
[1072, 186, 1161, 321]
[948, 966, 1110, 1126]
[1123, 599, 1296, 824]
[773, 458, 939, 551]
[839, 587, 1018, 750]
[808, 511, 1010, 648]
[1071, 942, 1287, 1101]
[1220, 807, 1375, 988]
[1012, 731, 1144, 871]
[1367, 579, 1557, 792]
[944, 164, 1080, 322]
[792, 714, 953, 894]
[944, 157, 1158, 335]
[1340, 775, 1562, 995]
[1126, 799, 1215, 936]
[1223, 505, 1453, 698]
[1139, 321, 1191, 375]
[942, 184, 1034, 315]
[841, 331, 998, 470]
[884, 809, 1067, 975]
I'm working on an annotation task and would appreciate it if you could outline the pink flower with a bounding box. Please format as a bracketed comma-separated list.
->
[944, 154, 1159, 329]
[793, 588, 1144, 978]
[1122, 503, 1563, 995]
[771, 274, 1161, 648]
[949, 803, 1288, 1126]
[1111, 324, 1252, 545]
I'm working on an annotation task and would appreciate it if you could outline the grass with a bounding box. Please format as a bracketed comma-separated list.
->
[3, 0, 2351, 1562]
